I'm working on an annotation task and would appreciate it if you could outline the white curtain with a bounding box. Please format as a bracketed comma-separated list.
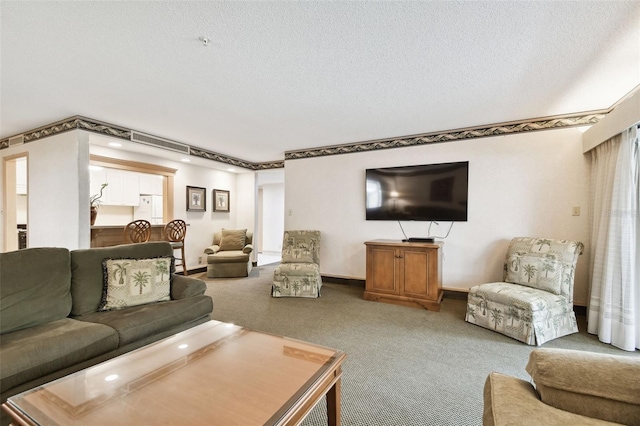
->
[587, 125, 639, 351]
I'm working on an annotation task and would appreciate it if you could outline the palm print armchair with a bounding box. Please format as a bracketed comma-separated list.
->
[272, 230, 322, 298]
[465, 237, 584, 345]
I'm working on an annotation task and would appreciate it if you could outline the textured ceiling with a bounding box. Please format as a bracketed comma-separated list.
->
[1, 1, 639, 163]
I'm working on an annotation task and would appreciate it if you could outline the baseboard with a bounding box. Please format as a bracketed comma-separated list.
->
[573, 305, 587, 316]
[323, 280, 587, 316]
[176, 266, 206, 276]
[322, 275, 365, 287]
[443, 289, 468, 300]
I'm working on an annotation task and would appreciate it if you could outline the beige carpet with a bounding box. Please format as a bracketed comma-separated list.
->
[193, 265, 639, 426]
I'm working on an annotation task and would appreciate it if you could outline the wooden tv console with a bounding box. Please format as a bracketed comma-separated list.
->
[364, 240, 443, 311]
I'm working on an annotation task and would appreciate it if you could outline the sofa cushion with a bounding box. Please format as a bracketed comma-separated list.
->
[219, 229, 246, 251]
[170, 274, 207, 300]
[0, 318, 118, 393]
[100, 257, 172, 311]
[505, 255, 564, 295]
[0, 248, 72, 334]
[503, 237, 583, 299]
[76, 296, 213, 346]
[483, 372, 615, 426]
[70, 242, 173, 316]
[526, 348, 640, 425]
[281, 230, 320, 264]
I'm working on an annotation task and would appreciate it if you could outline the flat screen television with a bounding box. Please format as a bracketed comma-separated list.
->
[365, 161, 469, 221]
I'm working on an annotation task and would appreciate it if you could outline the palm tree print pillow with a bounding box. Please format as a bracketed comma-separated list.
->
[505, 255, 564, 295]
[99, 257, 173, 311]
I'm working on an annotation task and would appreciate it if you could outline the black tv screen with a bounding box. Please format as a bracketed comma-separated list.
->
[365, 161, 469, 221]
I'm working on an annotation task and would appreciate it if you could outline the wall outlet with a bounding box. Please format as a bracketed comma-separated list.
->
[572, 206, 581, 216]
[198, 256, 203, 264]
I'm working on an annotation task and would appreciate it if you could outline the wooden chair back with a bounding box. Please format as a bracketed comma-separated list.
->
[123, 220, 152, 243]
[164, 219, 187, 243]
[164, 219, 188, 275]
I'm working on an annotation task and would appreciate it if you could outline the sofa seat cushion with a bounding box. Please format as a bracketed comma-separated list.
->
[275, 263, 319, 277]
[0, 318, 118, 392]
[75, 296, 213, 347]
[469, 282, 568, 314]
[272, 263, 322, 298]
[207, 251, 250, 264]
[466, 282, 578, 345]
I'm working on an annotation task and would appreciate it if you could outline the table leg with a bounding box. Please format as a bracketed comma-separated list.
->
[326, 377, 342, 426]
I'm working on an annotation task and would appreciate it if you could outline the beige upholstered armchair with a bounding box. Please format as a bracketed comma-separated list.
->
[465, 237, 583, 345]
[484, 348, 640, 425]
[272, 230, 322, 298]
[204, 229, 253, 278]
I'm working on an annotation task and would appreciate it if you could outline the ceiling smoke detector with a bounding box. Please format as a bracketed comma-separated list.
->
[199, 37, 209, 46]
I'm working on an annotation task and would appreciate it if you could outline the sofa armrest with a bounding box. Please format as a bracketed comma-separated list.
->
[171, 274, 207, 299]
[204, 245, 220, 255]
[483, 372, 614, 426]
[526, 348, 640, 425]
[243, 244, 253, 254]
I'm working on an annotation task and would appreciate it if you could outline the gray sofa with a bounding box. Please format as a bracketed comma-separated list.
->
[0, 242, 213, 425]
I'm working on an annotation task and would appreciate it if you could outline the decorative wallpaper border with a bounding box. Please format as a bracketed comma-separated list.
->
[284, 112, 605, 160]
[0, 116, 282, 170]
[1, 111, 606, 168]
[189, 147, 284, 170]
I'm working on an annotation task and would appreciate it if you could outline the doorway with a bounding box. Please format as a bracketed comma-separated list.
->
[256, 170, 285, 266]
[3, 154, 28, 252]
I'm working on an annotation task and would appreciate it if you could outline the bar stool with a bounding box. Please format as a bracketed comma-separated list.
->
[123, 220, 151, 243]
[164, 219, 187, 275]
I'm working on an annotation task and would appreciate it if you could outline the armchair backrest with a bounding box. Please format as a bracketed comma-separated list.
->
[503, 237, 583, 300]
[212, 229, 253, 249]
[281, 230, 321, 264]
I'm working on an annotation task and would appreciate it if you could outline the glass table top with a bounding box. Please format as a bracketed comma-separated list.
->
[6, 320, 345, 426]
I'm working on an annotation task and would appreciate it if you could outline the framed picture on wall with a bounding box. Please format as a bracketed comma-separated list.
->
[186, 186, 206, 212]
[213, 189, 230, 212]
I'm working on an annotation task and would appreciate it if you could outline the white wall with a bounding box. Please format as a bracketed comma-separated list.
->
[285, 127, 592, 305]
[90, 141, 253, 269]
[0, 131, 90, 250]
[236, 172, 257, 262]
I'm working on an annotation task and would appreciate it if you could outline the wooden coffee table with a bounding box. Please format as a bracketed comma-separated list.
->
[2, 321, 346, 425]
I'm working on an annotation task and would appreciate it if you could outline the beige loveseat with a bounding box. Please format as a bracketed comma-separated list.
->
[204, 229, 253, 278]
[484, 348, 640, 425]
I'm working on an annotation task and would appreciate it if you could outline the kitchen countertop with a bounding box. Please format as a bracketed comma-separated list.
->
[91, 224, 166, 229]
[90, 224, 167, 247]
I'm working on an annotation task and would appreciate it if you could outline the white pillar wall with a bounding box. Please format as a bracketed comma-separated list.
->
[0, 131, 89, 250]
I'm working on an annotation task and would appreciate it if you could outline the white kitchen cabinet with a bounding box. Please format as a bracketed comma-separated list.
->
[139, 174, 164, 195]
[93, 170, 140, 206]
[90, 169, 108, 201]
